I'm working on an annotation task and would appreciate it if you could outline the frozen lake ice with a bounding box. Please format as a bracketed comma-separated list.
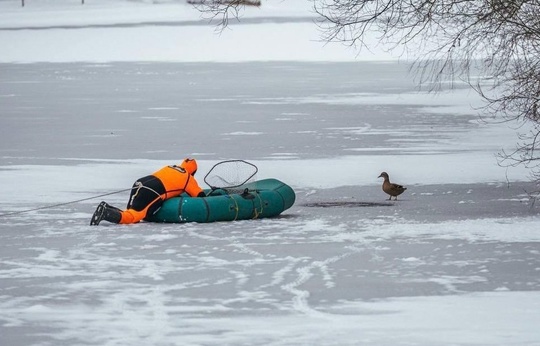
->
[1, 62, 540, 345]
[1, 61, 480, 162]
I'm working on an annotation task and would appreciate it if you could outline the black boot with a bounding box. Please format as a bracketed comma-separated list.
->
[90, 201, 122, 225]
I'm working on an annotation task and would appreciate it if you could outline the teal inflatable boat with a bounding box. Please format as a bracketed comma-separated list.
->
[147, 178, 295, 223]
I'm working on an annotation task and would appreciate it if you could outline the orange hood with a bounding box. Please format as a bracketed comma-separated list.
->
[180, 158, 198, 176]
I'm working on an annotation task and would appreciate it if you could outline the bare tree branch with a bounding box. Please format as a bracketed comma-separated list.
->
[193, 0, 540, 181]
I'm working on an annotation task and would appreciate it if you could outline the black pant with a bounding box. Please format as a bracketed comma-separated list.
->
[127, 175, 166, 217]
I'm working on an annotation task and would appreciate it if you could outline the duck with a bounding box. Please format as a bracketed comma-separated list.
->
[378, 172, 407, 200]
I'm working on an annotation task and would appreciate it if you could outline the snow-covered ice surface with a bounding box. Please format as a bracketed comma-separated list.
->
[1, 1, 540, 345]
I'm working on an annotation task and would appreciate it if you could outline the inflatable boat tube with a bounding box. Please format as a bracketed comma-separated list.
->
[147, 178, 295, 223]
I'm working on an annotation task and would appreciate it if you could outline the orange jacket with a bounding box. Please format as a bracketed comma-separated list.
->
[152, 165, 204, 199]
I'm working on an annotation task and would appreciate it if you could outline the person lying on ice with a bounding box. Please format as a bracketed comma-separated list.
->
[90, 158, 205, 225]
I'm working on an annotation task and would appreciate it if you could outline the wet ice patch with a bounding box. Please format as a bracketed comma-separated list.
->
[140, 116, 176, 122]
[302, 201, 393, 207]
[147, 107, 179, 111]
[222, 132, 263, 136]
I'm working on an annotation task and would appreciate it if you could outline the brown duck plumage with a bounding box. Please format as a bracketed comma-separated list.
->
[378, 172, 406, 200]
